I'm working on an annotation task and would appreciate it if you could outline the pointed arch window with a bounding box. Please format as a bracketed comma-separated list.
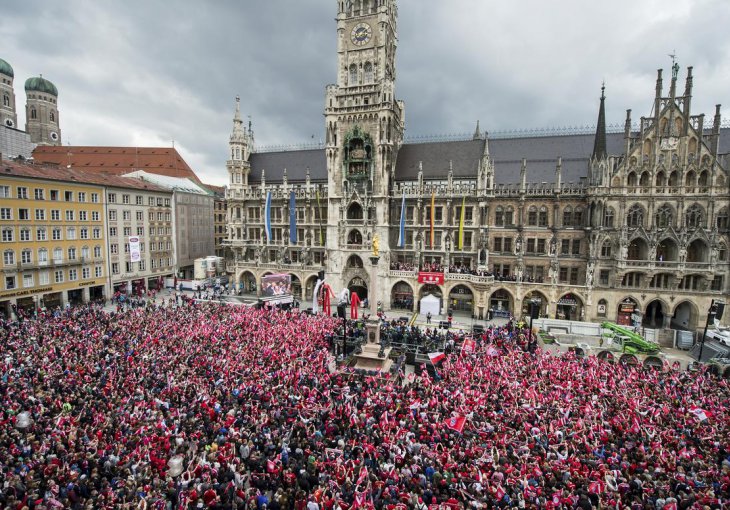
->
[539, 206, 548, 227]
[603, 207, 614, 228]
[527, 206, 538, 226]
[349, 64, 358, 85]
[562, 206, 573, 227]
[655, 171, 666, 188]
[717, 207, 729, 231]
[363, 62, 373, 83]
[655, 204, 673, 229]
[600, 240, 612, 257]
[685, 204, 704, 229]
[573, 207, 583, 227]
[626, 204, 644, 228]
[30, 107, 37, 120]
[494, 206, 504, 226]
[49, 110, 55, 122]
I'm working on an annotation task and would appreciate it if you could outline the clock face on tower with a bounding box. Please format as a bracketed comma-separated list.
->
[351, 22, 372, 46]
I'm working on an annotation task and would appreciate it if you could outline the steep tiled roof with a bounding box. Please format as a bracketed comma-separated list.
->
[0, 160, 169, 192]
[32, 145, 203, 184]
[249, 149, 327, 183]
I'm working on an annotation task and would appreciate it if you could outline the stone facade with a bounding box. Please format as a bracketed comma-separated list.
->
[224, 2, 730, 332]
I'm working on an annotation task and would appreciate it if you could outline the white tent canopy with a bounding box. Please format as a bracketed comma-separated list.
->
[420, 293, 441, 316]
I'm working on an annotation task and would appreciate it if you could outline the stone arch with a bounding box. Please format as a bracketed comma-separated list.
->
[390, 280, 414, 311]
[672, 300, 699, 331]
[617, 296, 640, 326]
[597, 351, 615, 363]
[627, 237, 648, 260]
[557, 292, 584, 321]
[619, 354, 639, 366]
[347, 275, 368, 301]
[656, 237, 678, 261]
[346, 254, 364, 268]
[687, 238, 709, 262]
[522, 290, 548, 317]
[237, 270, 257, 294]
[346, 202, 364, 220]
[288, 273, 302, 300]
[643, 356, 663, 370]
[642, 298, 670, 328]
[488, 288, 514, 316]
[446, 283, 475, 315]
[346, 229, 363, 247]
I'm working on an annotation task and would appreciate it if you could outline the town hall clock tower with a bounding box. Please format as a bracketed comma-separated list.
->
[324, 0, 405, 302]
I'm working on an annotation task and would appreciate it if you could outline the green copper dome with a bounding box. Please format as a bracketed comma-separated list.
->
[0, 58, 13, 78]
[25, 76, 58, 97]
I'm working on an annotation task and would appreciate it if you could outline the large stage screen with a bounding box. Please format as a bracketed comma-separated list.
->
[260, 273, 293, 304]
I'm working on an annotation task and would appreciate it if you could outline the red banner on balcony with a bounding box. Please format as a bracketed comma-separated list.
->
[418, 272, 444, 285]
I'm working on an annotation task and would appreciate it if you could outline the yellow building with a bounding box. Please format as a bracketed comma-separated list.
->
[0, 161, 109, 316]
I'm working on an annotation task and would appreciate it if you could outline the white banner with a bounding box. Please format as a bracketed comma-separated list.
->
[129, 236, 141, 263]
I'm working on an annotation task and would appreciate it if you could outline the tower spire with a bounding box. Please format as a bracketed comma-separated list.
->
[473, 120, 481, 140]
[592, 83, 607, 160]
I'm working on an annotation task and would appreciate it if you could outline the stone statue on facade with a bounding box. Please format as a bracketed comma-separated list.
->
[586, 262, 595, 288]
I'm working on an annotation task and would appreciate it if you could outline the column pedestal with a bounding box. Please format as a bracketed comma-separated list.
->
[352, 254, 392, 373]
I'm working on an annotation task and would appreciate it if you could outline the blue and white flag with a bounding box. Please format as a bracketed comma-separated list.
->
[397, 191, 406, 248]
[264, 191, 272, 244]
[289, 191, 297, 244]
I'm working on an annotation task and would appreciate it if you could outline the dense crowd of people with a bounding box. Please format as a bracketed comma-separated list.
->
[1, 301, 729, 509]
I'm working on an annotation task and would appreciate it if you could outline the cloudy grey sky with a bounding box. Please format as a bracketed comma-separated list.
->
[4, 0, 730, 184]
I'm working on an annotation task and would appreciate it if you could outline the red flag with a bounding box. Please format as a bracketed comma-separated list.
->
[486, 346, 499, 357]
[356, 466, 368, 486]
[462, 338, 476, 354]
[428, 352, 445, 364]
[352, 491, 367, 508]
[688, 406, 711, 422]
[409, 399, 421, 410]
[266, 459, 276, 473]
[443, 414, 466, 433]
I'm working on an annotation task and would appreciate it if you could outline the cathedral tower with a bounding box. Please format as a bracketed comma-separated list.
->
[325, 0, 405, 295]
[0, 58, 18, 129]
[25, 75, 61, 146]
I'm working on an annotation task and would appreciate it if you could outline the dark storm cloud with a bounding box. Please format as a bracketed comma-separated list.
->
[3, 0, 730, 184]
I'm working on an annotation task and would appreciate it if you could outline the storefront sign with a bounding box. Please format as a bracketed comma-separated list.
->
[418, 272, 444, 285]
[80, 281, 97, 287]
[0, 287, 53, 299]
[557, 298, 578, 307]
[619, 303, 636, 312]
[597, 303, 607, 314]
[129, 236, 141, 263]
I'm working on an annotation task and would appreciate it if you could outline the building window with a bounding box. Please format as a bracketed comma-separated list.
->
[34, 188, 45, 200]
[600, 241, 611, 257]
[3, 249, 15, 265]
[52, 228, 61, 241]
[110, 244, 118, 254]
[136, 195, 143, 205]
[94, 245, 101, 258]
[0, 208, 10, 220]
[626, 205, 644, 228]
[23, 273, 34, 288]
[655, 204, 673, 229]
[109, 210, 117, 221]
[50, 189, 59, 201]
[54, 270, 64, 283]
[139, 259, 146, 271]
[51, 209, 59, 221]
[123, 210, 131, 221]
[66, 227, 76, 240]
[38, 271, 49, 285]
[538, 207, 548, 227]
[64, 191, 73, 201]
[495, 207, 504, 226]
[125, 261, 132, 273]
[560, 239, 570, 255]
[136, 211, 143, 221]
[571, 240, 581, 256]
[78, 192, 86, 202]
[5, 276, 16, 290]
[19, 229, 30, 242]
[68, 269, 77, 281]
[137, 227, 144, 236]
[527, 206, 537, 226]
[685, 204, 704, 229]
[95, 265, 103, 277]
[21, 249, 32, 264]
[82, 267, 90, 279]
[711, 275, 724, 291]
[603, 207, 614, 228]
[109, 227, 117, 237]
[122, 194, 130, 204]
[53, 248, 63, 263]
[562, 206, 573, 227]
[17, 187, 28, 199]
[112, 263, 119, 275]
[91, 193, 99, 203]
[90, 226, 98, 239]
[108, 193, 116, 203]
[92, 211, 100, 221]
[36, 228, 47, 241]
[67, 247, 77, 260]
[35, 209, 45, 221]
[65, 210, 74, 221]
[2, 228, 14, 242]
[38, 249, 48, 264]
[123, 227, 131, 236]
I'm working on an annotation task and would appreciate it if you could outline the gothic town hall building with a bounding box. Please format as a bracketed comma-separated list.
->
[225, 0, 730, 333]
